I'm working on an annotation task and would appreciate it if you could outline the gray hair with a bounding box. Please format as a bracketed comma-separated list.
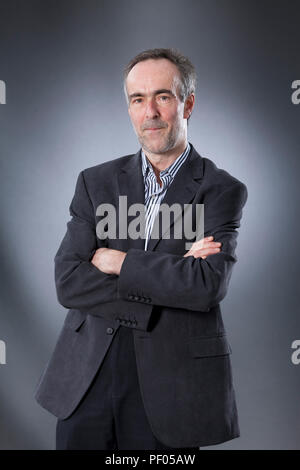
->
[123, 48, 197, 121]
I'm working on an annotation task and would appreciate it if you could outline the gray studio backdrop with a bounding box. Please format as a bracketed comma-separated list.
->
[0, 0, 299, 450]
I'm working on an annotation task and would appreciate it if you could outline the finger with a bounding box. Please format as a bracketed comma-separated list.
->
[184, 239, 221, 257]
[194, 237, 219, 246]
[190, 241, 221, 251]
[183, 251, 193, 257]
[192, 236, 213, 246]
[202, 247, 221, 255]
[192, 247, 221, 258]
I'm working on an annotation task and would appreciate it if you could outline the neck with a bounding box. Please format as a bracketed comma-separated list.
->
[143, 139, 188, 173]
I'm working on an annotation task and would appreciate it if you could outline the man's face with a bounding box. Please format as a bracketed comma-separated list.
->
[125, 58, 193, 155]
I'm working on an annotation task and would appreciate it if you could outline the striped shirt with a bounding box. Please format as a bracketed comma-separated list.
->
[141, 142, 191, 250]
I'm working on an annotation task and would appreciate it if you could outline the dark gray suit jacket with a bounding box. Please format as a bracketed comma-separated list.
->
[34, 143, 248, 448]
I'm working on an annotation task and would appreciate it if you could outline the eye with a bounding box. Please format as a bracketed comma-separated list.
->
[158, 95, 170, 102]
[132, 98, 142, 104]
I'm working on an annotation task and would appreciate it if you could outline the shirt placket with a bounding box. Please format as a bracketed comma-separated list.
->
[144, 171, 171, 250]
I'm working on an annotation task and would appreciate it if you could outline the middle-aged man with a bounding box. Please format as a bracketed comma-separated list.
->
[35, 48, 248, 450]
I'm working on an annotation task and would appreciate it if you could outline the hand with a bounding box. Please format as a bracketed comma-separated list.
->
[183, 236, 221, 259]
[91, 247, 126, 275]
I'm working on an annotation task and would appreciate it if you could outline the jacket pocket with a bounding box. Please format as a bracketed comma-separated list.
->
[188, 334, 232, 358]
[63, 309, 86, 332]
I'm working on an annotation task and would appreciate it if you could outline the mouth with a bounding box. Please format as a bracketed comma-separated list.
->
[144, 127, 164, 132]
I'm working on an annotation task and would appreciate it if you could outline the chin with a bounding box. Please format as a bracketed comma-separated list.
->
[143, 139, 170, 155]
[145, 145, 165, 155]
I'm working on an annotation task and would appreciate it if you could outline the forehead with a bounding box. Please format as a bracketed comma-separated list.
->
[126, 58, 181, 94]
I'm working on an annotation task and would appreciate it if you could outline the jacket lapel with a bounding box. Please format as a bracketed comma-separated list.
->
[117, 149, 146, 250]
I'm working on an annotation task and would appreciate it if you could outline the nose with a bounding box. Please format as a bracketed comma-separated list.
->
[145, 97, 159, 119]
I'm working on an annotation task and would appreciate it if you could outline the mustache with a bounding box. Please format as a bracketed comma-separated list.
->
[142, 121, 167, 130]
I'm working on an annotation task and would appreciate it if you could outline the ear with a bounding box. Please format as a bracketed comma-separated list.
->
[183, 94, 195, 119]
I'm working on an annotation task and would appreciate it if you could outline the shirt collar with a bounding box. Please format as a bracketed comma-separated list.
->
[141, 142, 191, 180]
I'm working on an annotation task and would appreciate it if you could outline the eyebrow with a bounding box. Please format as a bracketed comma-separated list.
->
[128, 89, 175, 100]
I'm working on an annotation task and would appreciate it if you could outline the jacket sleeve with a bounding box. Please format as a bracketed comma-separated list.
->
[117, 181, 248, 312]
[54, 170, 153, 330]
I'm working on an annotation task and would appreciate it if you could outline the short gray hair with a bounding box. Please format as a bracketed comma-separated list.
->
[123, 48, 197, 119]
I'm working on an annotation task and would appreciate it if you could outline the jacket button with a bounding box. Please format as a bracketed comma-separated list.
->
[106, 327, 114, 335]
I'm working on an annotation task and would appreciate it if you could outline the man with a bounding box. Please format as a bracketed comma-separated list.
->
[34, 48, 248, 450]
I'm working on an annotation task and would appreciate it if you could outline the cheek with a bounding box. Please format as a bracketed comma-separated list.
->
[164, 105, 182, 124]
[130, 110, 143, 128]
[166, 111, 181, 128]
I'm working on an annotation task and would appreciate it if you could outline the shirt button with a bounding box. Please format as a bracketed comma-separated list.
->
[106, 327, 114, 335]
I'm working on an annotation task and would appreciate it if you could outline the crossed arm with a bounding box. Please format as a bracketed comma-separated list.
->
[91, 236, 222, 275]
[55, 170, 248, 319]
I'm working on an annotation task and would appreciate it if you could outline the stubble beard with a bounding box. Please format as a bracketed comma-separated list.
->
[137, 126, 179, 156]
